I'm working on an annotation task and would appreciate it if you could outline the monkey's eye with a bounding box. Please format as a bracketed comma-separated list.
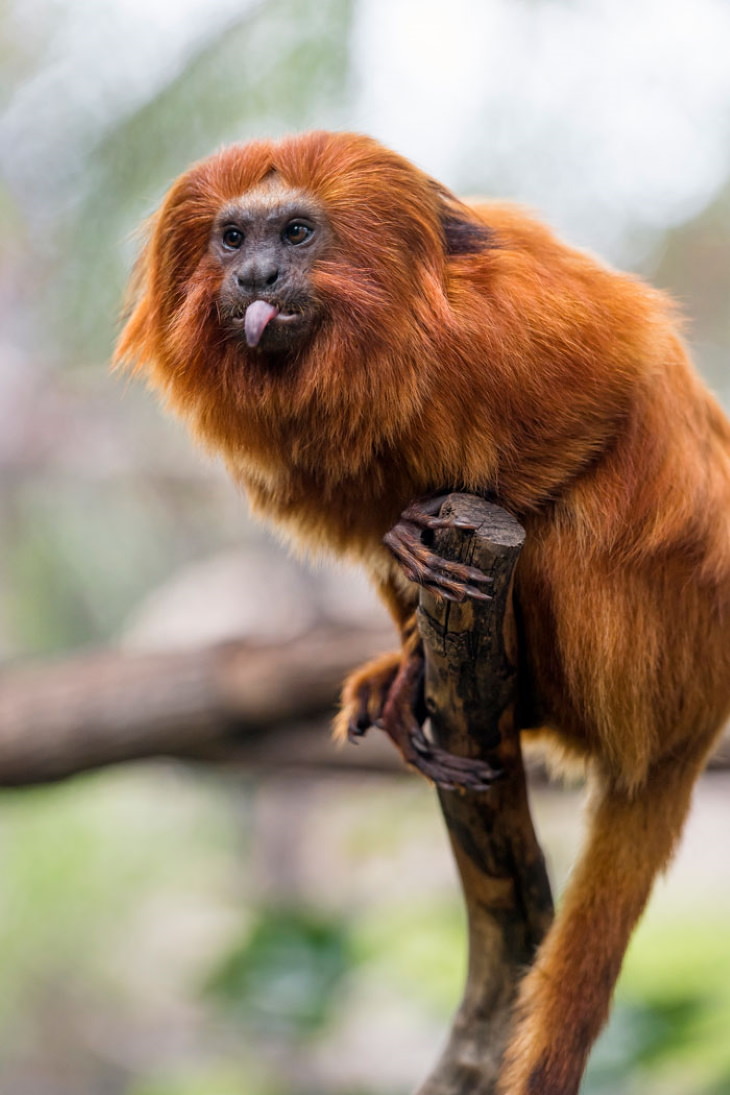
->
[283, 221, 313, 245]
[222, 226, 244, 250]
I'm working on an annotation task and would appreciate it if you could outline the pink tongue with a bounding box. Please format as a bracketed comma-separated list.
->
[244, 300, 279, 348]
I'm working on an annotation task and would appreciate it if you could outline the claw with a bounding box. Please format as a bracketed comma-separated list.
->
[420, 579, 492, 604]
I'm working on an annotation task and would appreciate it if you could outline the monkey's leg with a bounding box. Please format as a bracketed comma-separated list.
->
[335, 648, 402, 743]
[384, 494, 494, 603]
[334, 595, 421, 745]
[498, 750, 707, 1095]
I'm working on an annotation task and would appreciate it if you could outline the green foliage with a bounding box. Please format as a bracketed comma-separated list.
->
[205, 905, 352, 1038]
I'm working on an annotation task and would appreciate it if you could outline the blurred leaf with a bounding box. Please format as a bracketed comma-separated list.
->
[353, 898, 465, 1016]
[707, 1072, 730, 1095]
[205, 905, 352, 1037]
[0, 768, 237, 1034]
[585, 995, 707, 1093]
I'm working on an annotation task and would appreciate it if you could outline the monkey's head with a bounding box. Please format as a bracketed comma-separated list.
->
[115, 131, 492, 471]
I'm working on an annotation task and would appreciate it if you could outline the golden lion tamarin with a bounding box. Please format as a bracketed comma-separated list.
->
[115, 131, 730, 1094]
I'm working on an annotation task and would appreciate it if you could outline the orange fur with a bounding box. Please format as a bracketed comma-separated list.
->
[115, 131, 730, 1094]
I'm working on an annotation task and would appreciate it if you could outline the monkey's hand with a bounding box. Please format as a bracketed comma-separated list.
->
[380, 644, 500, 791]
[384, 494, 493, 602]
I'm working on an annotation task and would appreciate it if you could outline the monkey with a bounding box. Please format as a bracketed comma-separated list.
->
[114, 131, 730, 1094]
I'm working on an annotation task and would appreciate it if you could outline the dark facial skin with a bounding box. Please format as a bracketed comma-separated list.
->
[212, 181, 330, 352]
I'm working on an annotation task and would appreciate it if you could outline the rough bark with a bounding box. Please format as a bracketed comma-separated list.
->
[415, 496, 554, 1095]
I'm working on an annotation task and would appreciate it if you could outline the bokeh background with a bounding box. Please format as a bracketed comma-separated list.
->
[2, 0, 730, 1092]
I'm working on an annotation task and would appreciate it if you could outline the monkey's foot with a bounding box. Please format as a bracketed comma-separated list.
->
[400, 726, 500, 792]
[384, 494, 492, 602]
[386, 714, 500, 791]
[334, 650, 401, 744]
[381, 645, 500, 792]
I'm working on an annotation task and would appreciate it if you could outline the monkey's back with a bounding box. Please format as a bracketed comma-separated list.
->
[513, 350, 730, 790]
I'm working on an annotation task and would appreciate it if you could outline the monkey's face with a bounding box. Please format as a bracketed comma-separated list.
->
[212, 177, 330, 353]
[116, 132, 480, 461]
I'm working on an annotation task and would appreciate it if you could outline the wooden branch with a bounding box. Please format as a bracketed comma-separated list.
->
[415, 496, 553, 1095]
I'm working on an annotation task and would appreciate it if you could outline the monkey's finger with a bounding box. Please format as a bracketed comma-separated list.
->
[385, 532, 491, 581]
[387, 543, 493, 598]
[380, 692, 501, 791]
[397, 564, 493, 602]
[347, 717, 370, 742]
[400, 508, 479, 533]
[400, 493, 453, 518]
[421, 579, 493, 603]
[419, 554, 492, 584]
[416, 570, 493, 600]
[399, 492, 486, 531]
[409, 746, 501, 791]
[404, 554, 492, 585]
[385, 529, 492, 585]
[411, 735, 496, 772]
[402, 508, 480, 532]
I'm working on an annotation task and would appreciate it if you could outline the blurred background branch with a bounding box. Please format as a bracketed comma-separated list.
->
[0, 623, 396, 785]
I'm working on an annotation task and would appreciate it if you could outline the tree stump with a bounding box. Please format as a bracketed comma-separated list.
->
[415, 495, 554, 1094]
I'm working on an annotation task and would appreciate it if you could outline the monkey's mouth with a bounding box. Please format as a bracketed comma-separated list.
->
[225, 300, 309, 349]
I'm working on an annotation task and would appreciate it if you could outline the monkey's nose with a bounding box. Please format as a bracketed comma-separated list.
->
[236, 262, 280, 293]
